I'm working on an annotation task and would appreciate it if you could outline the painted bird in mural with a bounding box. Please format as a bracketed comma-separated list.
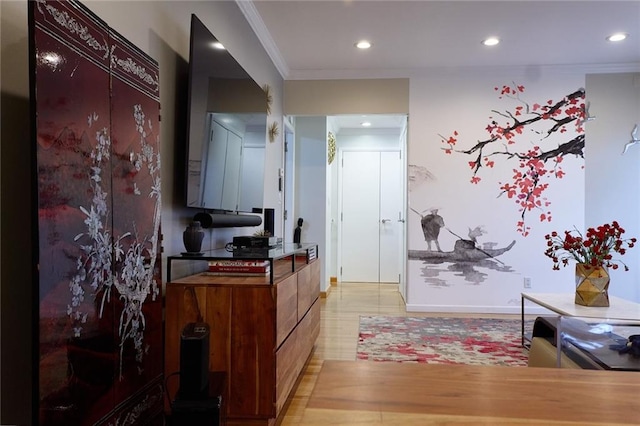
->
[578, 101, 596, 127]
[621, 124, 639, 155]
[468, 226, 486, 243]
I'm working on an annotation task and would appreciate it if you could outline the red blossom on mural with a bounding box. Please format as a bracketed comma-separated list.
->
[439, 82, 586, 236]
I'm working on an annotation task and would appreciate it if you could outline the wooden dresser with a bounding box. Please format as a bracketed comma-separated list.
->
[165, 245, 320, 425]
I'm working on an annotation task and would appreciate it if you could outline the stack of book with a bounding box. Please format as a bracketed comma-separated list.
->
[206, 259, 270, 276]
[307, 245, 317, 262]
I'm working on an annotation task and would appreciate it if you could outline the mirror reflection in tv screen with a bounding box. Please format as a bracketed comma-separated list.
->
[185, 14, 267, 213]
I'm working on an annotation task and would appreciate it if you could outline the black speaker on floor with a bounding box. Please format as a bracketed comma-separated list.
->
[264, 208, 275, 236]
[179, 322, 210, 399]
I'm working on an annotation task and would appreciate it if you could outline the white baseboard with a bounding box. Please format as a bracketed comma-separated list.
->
[405, 304, 551, 316]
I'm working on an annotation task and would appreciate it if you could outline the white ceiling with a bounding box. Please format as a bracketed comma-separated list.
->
[245, 0, 640, 80]
[327, 113, 407, 131]
[241, 0, 640, 130]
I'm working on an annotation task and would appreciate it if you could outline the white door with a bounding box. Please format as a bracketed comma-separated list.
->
[340, 150, 402, 283]
[341, 151, 380, 282]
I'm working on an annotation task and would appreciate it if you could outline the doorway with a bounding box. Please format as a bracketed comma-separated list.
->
[286, 115, 407, 298]
[333, 114, 407, 288]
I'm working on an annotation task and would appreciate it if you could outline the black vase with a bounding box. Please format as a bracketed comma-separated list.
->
[183, 221, 205, 253]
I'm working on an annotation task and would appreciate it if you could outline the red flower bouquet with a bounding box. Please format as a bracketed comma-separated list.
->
[544, 221, 637, 271]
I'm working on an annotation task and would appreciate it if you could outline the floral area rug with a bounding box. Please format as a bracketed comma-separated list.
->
[357, 316, 530, 366]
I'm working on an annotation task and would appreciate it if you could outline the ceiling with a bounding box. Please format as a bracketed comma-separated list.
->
[244, 1, 640, 80]
[241, 1, 640, 130]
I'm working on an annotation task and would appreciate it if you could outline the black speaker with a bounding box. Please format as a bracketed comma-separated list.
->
[264, 208, 275, 236]
[193, 211, 262, 229]
[179, 322, 210, 399]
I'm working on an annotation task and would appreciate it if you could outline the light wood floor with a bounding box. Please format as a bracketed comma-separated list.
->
[277, 282, 521, 425]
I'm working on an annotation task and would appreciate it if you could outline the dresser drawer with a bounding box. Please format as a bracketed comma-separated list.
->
[297, 260, 320, 321]
[276, 273, 298, 348]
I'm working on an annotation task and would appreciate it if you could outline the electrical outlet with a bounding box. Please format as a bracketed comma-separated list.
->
[523, 277, 532, 289]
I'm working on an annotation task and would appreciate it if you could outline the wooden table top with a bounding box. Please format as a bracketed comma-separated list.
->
[305, 360, 640, 425]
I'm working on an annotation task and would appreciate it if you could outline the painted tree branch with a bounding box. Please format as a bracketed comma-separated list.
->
[456, 88, 584, 157]
[440, 84, 586, 236]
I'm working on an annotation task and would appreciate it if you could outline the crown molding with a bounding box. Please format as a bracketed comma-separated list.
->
[236, 1, 289, 79]
[285, 63, 640, 81]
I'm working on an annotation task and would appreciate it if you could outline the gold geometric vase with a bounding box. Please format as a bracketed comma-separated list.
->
[574, 263, 610, 307]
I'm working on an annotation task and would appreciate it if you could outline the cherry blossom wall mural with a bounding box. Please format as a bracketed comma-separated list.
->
[439, 83, 586, 237]
[408, 81, 586, 288]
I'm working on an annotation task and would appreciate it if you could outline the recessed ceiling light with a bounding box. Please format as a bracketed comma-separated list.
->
[607, 33, 628, 42]
[355, 40, 372, 49]
[211, 41, 225, 50]
[361, 122, 372, 127]
[482, 37, 500, 47]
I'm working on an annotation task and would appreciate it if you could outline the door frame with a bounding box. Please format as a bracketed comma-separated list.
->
[282, 117, 296, 243]
[399, 119, 408, 301]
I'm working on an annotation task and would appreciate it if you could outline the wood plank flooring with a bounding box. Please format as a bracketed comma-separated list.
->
[277, 282, 524, 425]
[306, 360, 640, 425]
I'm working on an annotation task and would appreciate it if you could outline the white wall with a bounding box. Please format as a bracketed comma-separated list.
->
[585, 73, 640, 302]
[294, 117, 328, 290]
[327, 120, 339, 280]
[407, 69, 587, 313]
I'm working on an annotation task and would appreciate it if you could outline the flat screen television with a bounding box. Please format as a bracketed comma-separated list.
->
[185, 14, 267, 213]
